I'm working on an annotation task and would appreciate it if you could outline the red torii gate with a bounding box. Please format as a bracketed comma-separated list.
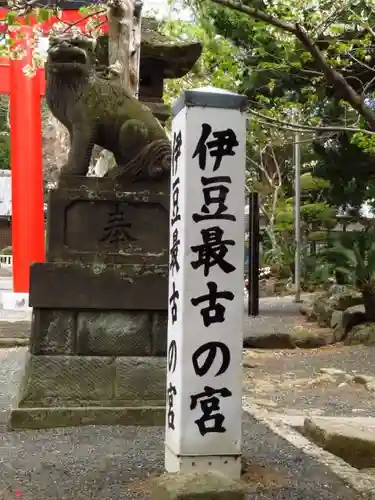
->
[0, 8, 108, 294]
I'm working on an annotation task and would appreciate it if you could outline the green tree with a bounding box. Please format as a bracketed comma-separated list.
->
[180, 0, 375, 211]
[0, 96, 10, 170]
[326, 229, 375, 320]
[160, 18, 245, 106]
[199, 0, 375, 127]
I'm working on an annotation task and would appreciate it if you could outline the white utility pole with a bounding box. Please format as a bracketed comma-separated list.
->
[294, 131, 302, 303]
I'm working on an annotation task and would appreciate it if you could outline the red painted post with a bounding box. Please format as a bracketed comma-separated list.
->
[9, 26, 45, 293]
[0, 9, 110, 295]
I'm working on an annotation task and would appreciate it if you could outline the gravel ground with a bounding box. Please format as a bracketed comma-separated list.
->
[243, 345, 375, 417]
[0, 296, 365, 498]
[0, 346, 364, 499]
[243, 295, 312, 337]
[242, 294, 375, 418]
[0, 414, 363, 499]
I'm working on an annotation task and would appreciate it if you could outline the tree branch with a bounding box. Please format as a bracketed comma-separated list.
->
[247, 108, 375, 135]
[210, 0, 375, 130]
[210, 0, 297, 34]
[347, 51, 375, 75]
[294, 23, 375, 129]
[349, 7, 375, 40]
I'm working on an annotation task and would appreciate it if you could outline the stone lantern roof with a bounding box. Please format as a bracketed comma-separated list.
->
[96, 17, 202, 80]
[95, 17, 202, 124]
[140, 18, 202, 79]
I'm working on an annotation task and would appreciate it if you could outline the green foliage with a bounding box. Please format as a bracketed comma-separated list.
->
[160, 5, 375, 290]
[300, 172, 330, 191]
[308, 230, 331, 242]
[0, 97, 10, 170]
[300, 203, 336, 228]
[200, 0, 375, 113]
[303, 253, 334, 285]
[351, 131, 375, 155]
[162, 3, 375, 289]
[0, 135, 10, 170]
[184, 0, 375, 211]
[262, 232, 295, 278]
[313, 120, 375, 213]
[160, 18, 245, 108]
[0, 246, 12, 255]
[272, 196, 335, 234]
[324, 229, 375, 289]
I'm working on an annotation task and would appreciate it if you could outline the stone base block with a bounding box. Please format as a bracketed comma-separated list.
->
[10, 353, 166, 429]
[30, 308, 167, 356]
[165, 447, 242, 479]
[9, 406, 165, 430]
[30, 263, 168, 310]
[152, 472, 245, 500]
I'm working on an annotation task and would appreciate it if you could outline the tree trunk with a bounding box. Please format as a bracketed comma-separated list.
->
[362, 285, 375, 321]
[107, 0, 134, 88]
[91, 0, 143, 177]
[129, 0, 142, 97]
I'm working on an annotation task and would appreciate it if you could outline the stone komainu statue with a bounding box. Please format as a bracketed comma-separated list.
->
[45, 34, 171, 181]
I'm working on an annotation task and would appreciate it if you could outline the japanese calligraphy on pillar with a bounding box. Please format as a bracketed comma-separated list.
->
[165, 88, 247, 478]
[166, 121, 184, 440]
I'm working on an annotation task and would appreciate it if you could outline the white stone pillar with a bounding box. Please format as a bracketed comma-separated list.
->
[165, 86, 247, 480]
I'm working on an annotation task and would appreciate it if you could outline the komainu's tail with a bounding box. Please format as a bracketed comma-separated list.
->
[109, 139, 171, 182]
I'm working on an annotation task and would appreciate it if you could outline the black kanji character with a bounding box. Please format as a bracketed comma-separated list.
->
[192, 176, 236, 223]
[167, 383, 177, 430]
[172, 131, 182, 175]
[192, 123, 239, 171]
[192, 341, 231, 377]
[169, 281, 180, 324]
[190, 385, 232, 435]
[99, 203, 136, 244]
[171, 177, 181, 226]
[191, 281, 234, 327]
[191, 226, 236, 276]
[170, 228, 180, 275]
[168, 340, 177, 374]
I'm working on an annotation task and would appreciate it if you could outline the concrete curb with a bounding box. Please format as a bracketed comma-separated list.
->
[243, 400, 375, 498]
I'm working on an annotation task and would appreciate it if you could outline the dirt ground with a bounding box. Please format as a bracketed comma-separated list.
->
[243, 343, 375, 418]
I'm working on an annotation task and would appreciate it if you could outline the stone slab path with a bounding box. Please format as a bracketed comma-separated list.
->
[243, 345, 375, 419]
[243, 294, 316, 340]
[303, 416, 375, 469]
[0, 347, 366, 499]
[0, 320, 31, 347]
[0, 322, 30, 338]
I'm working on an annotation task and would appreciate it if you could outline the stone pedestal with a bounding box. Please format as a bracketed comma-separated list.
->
[9, 176, 169, 430]
[152, 472, 245, 500]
